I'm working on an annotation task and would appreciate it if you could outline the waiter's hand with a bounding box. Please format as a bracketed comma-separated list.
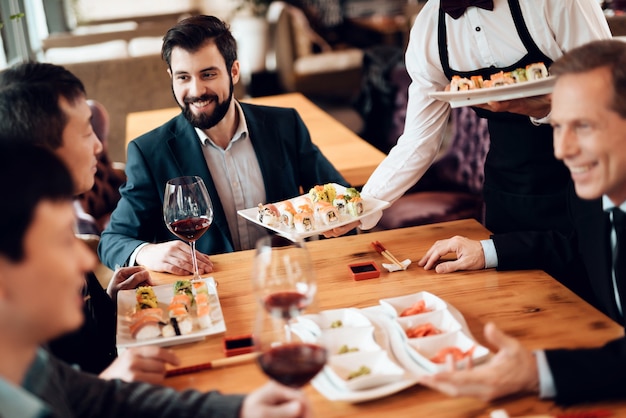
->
[474, 93, 551, 119]
[136, 241, 214, 275]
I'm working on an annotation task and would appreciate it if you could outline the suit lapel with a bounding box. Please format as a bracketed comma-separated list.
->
[575, 196, 620, 322]
[166, 115, 234, 250]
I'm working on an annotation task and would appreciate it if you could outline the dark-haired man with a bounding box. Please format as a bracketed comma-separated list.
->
[99, 15, 346, 275]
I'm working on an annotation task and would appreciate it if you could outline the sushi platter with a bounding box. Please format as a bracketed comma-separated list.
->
[116, 277, 226, 349]
[237, 183, 390, 241]
[429, 75, 556, 108]
[291, 291, 490, 403]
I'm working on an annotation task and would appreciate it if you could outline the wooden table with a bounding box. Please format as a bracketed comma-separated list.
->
[125, 93, 386, 186]
[149, 219, 626, 418]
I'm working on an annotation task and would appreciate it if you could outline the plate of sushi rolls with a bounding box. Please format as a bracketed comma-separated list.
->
[237, 183, 389, 241]
[429, 62, 556, 108]
[116, 277, 226, 349]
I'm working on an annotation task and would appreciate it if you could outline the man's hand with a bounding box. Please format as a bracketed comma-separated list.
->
[474, 94, 551, 119]
[419, 322, 540, 401]
[322, 220, 360, 238]
[106, 266, 152, 302]
[418, 235, 485, 273]
[99, 346, 180, 384]
[241, 381, 312, 418]
[135, 241, 213, 275]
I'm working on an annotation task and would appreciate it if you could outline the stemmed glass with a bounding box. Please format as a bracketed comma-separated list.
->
[251, 235, 317, 319]
[163, 176, 213, 281]
[251, 235, 326, 388]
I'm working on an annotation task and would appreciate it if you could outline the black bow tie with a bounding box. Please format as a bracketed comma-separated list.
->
[441, 0, 494, 19]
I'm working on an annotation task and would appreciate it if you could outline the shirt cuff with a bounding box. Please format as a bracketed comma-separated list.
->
[358, 210, 383, 231]
[530, 111, 551, 126]
[534, 349, 557, 399]
[480, 239, 498, 269]
[128, 242, 149, 267]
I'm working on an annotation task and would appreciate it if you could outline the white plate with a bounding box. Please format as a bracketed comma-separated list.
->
[237, 183, 390, 241]
[429, 76, 556, 108]
[379, 291, 447, 318]
[326, 350, 405, 391]
[116, 277, 226, 349]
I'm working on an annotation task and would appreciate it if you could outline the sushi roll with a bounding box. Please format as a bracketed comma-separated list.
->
[319, 205, 340, 225]
[276, 201, 297, 228]
[192, 279, 209, 296]
[470, 75, 484, 89]
[136, 286, 158, 310]
[195, 292, 212, 329]
[323, 183, 337, 203]
[450, 75, 474, 91]
[257, 203, 280, 226]
[293, 196, 314, 213]
[525, 62, 548, 81]
[333, 194, 347, 215]
[346, 196, 364, 217]
[308, 185, 327, 203]
[130, 315, 162, 340]
[510, 68, 527, 83]
[294, 212, 315, 232]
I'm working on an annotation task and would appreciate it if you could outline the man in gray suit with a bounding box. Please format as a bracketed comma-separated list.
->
[99, 15, 346, 275]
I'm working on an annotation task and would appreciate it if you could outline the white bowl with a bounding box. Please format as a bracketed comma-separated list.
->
[318, 325, 381, 356]
[405, 330, 490, 373]
[327, 350, 405, 391]
[296, 308, 371, 335]
[379, 291, 447, 318]
[394, 309, 462, 342]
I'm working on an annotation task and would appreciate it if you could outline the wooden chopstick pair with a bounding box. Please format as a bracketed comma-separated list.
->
[371, 241, 405, 270]
[165, 352, 259, 377]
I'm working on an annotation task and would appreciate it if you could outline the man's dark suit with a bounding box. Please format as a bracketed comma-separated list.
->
[492, 183, 626, 403]
[98, 102, 347, 269]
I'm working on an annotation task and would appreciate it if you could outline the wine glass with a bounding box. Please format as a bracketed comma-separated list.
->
[253, 305, 327, 388]
[251, 235, 317, 319]
[163, 176, 213, 280]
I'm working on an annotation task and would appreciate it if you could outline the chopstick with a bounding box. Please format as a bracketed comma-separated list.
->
[371, 241, 405, 270]
[165, 352, 259, 377]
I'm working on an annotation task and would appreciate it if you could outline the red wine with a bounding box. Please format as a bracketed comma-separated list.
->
[258, 343, 327, 387]
[263, 291, 308, 319]
[169, 217, 211, 241]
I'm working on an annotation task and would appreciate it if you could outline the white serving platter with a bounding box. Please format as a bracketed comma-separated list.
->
[429, 76, 556, 108]
[237, 183, 389, 241]
[116, 277, 226, 349]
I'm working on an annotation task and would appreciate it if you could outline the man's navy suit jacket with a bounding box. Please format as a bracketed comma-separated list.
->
[99, 102, 346, 269]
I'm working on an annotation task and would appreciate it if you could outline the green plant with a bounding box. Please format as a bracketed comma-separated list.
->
[0, 12, 25, 30]
[236, 0, 273, 17]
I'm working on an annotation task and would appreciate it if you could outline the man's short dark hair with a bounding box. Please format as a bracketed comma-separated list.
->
[551, 39, 626, 119]
[161, 15, 238, 73]
[0, 62, 86, 149]
[0, 142, 74, 261]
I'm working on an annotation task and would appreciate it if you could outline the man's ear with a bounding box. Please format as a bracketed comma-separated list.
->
[167, 68, 173, 80]
[231, 60, 241, 85]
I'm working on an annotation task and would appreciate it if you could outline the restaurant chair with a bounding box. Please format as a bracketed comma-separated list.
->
[377, 106, 490, 230]
[266, 1, 364, 100]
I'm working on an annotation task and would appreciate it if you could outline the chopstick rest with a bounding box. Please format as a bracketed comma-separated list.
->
[381, 259, 411, 272]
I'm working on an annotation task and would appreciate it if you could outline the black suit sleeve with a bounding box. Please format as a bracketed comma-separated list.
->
[546, 337, 626, 404]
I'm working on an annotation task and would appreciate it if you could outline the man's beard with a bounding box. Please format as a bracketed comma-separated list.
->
[178, 80, 234, 130]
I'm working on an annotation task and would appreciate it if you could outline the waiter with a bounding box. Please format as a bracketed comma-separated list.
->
[329, 0, 612, 236]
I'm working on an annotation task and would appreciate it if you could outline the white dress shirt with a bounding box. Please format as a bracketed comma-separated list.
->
[359, 0, 611, 229]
